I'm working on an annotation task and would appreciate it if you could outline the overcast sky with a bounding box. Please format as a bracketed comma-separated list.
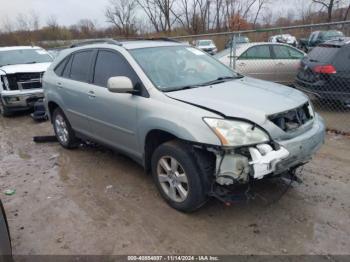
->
[0, 0, 111, 29]
[0, 0, 308, 30]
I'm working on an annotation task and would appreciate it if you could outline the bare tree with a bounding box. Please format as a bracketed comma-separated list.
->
[30, 11, 40, 31]
[105, 0, 137, 35]
[253, 0, 270, 27]
[2, 16, 14, 33]
[16, 13, 31, 31]
[77, 19, 96, 37]
[312, 0, 343, 22]
[343, 2, 350, 20]
[136, 0, 176, 33]
[46, 15, 59, 29]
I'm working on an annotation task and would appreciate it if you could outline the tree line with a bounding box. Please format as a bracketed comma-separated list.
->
[0, 0, 349, 47]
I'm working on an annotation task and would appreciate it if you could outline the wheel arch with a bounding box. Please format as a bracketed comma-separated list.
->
[144, 129, 178, 172]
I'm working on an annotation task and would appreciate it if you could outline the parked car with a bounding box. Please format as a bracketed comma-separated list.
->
[0, 46, 53, 116]
[0, 199, 12, 262]
[298, 30, 345, 52]
[295, 38, 350, 107]
[194, 39, 218, 55]
[269, 34, 298, 47]
[224, 36, 250, 49]
[215, 43, 305, 85]
[43, 40, 325, 212]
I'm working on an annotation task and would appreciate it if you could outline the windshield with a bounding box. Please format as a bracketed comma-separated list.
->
[130, 46, 239, 92]
[0, 49, 52, 67]
[198, 40, 213, 46]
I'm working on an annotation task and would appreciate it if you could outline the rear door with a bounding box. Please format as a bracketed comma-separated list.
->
[236, 45, 275, 81]
[272, 45, 305, 84]
[59, 49, 95, 135]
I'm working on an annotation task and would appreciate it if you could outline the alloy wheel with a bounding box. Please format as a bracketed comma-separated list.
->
[157, 156, 189, 203]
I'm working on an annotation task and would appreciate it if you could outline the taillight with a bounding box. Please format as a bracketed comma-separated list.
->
[313, 65, 336, 74]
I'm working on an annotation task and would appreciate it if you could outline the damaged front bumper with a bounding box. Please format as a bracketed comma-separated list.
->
[0, 89, 44, 112]
[214, 114, 325, 185]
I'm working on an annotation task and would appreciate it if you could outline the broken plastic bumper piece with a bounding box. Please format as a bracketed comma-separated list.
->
[249, 144, 290, 179]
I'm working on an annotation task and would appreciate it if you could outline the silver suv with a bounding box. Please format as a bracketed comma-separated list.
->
[43, 40, 325, 212]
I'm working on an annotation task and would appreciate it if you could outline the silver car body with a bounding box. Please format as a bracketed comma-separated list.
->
[43, 41, 324, 184]
[215, 42, 305, 85]
[0, 46, 52, 112]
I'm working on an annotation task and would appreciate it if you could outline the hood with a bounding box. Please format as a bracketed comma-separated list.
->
[0, 63, 51, 75]
[166, 77, 308, 125]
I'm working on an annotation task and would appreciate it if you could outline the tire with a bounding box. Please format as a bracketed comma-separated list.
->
[151, 140, 210, 212]
[52, 107, 79, 149]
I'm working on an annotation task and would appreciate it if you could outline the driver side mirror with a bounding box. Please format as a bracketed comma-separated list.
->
[107, 76, 134, 94]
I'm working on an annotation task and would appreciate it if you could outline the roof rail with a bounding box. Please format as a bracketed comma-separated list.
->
[70, 39, 122, 48]
[124, 37, 181, 43]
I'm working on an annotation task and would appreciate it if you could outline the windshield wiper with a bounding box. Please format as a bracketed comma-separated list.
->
[25, 61, 38, 64]
[198, 75, 243, 86]
[166, 85, 201, 92]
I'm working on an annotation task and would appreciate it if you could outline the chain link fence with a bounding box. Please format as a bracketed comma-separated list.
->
[171, 21, 350, 134]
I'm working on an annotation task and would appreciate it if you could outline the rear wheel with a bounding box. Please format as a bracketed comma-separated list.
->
[52, 108, 79, 149]
[151, 141, 209, 212]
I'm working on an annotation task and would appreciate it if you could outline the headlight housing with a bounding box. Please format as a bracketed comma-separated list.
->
[204, 118, 270, 147]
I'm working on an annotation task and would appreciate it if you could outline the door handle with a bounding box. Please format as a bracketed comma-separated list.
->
[277, 62, 285, 66]
[88, 91, 96, 98]
[57, 82, 63, 88]
[239, 62, 246, 66]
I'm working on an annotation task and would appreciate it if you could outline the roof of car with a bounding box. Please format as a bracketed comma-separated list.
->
[322, 37, 350, 47]
[0, 46, 43, 52]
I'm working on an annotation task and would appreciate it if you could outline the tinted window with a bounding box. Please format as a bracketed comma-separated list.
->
[308, 46, 340, 63]
[62, 55, 73, 78]
[54, 57, 68, 76]
[240, 45, 271, 59]
[70, 51, 93, 82]
[273, 45, 304, 59]
[93, 50, 138, 87]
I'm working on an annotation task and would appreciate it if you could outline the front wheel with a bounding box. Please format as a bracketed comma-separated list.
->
[52, 108, 79, 149]
[151, 141, 208, 212]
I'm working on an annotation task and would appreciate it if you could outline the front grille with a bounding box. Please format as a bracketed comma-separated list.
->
[269, 103, 313, 132]
[4, 72, 44, 90]
[19, 80, 42, 90]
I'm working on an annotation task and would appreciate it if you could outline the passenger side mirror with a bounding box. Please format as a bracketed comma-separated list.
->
[107, 76, 134, 94]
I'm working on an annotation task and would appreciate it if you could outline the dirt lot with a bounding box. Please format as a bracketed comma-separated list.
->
[0, 114, 349, 255]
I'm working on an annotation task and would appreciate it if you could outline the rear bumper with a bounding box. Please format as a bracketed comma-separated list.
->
[1, 89, 44, 112]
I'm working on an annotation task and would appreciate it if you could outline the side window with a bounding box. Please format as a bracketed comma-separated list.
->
[273, 46, 304, 59]
[240, 46, 271, 60]
[54, 57, 68, 76]
[93, 50, 139, 87]
[62, 55, 73, 78]
[70, 51, 93, 82]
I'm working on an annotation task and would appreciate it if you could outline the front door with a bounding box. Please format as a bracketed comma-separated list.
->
[87, 49, 142, 157]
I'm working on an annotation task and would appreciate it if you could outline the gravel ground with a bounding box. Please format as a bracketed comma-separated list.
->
[0, 114, 349, 255]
